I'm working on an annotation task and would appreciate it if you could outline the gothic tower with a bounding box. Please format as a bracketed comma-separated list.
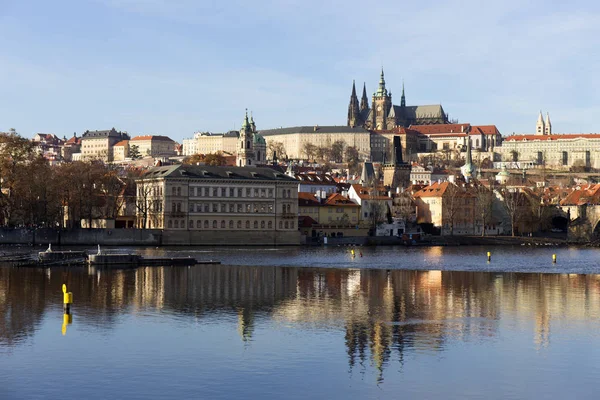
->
[237, 110, 255, 167]
[347, 81, 360, 127]
[536, 111, 545, 135]
[400, 81, 406, 108]
[382, 136, 411, 189]
[544, 112, 552, 135]
[360, 83, 369, 112]
[370, 68, 393, 130]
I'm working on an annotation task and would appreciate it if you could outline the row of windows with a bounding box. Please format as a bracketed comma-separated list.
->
[187, 202, 275, 214]
[167, 219, 295, 230]
[173, 186, 281, 198]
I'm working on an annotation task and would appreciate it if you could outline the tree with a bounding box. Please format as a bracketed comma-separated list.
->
[345, 146, 360, 176]
[330, 140, 346, 163]
[315, 146, 331, 163]
[267, 141, 286, 161]
[474, 182, 494, 236]
[441, 182, 461, 236]
[499, 186, 526, 237]
[129, 144, 141, 160]
[183, 153, 204, 165]
[204, 152, 227, 166]
[301, 142, 317, 161]
[510, 150, 519, 162]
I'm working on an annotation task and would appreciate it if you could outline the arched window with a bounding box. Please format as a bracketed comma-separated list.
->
[221, 220, 225, 228]
[246, 221, 250, 229]
[213, 220, 217, 228]
[268, 221, 272, 229]
[204, 220, 209, 228]
[284, 221, 289, 229]
[174, 220, 179, 228]
[229, 220, 234, 229]
[279, 221, 282, 229]
[237, 221, 242, 229]
[177, 187, 181, 196]
[257, 150, 261, 160]
[168, 220, 173, 228]
[253, 221, 258, 229]
[172, 187, 176, 196]
[476, 139, 479, 148]
[247, 140, 250, 149]
[261, 221, 265, 229]
[196, 220, 201, 228]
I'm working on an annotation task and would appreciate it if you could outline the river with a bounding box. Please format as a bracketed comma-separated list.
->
[1, 245, 600, 399]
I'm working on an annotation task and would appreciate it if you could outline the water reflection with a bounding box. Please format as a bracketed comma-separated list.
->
[2, 266, 600, 380]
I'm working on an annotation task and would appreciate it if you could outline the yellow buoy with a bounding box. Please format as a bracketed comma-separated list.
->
[553, 254, 557, 263]
[63, 284, 73, 313]
[487, 252, 491, 262]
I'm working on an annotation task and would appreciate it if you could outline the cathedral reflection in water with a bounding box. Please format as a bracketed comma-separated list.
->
[2, 265, 600, 378]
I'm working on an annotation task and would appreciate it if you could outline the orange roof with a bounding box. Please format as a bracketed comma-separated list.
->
[65, 136, 80, 145]
[114, 140, 129, 147]
[350, 184, 391, 200]
[471, 125, 500, 135]
[323, 193, 359, 207]
[560, 184, 600, 206]
[409, 124, 471, 135]
[298, 192, 320, 206]
[131, 135, 174, 141]
[413, 181, 476, 198]
[505, 134, 600, 142]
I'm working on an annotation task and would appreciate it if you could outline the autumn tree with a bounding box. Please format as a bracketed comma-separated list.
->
[204, 152, 227, 166]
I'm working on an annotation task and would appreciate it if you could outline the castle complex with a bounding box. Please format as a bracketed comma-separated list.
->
[347, 69, 448, 130]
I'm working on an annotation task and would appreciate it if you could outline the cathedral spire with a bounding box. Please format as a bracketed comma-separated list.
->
[536, 110, 545, 135]
[360, 82, 369, 112]
[347, 80, 360, 127]
[401, 80, 406, 108]
[376, 68, 387, 96]
[545, 112, 552, 135]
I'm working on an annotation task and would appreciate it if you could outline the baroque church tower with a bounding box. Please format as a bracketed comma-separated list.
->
[237, 110, 255, 166]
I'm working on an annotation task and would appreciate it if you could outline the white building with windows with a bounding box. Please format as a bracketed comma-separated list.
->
[135, 164, 300, 245]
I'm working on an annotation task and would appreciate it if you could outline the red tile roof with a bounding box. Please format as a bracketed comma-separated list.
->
[323, 193, 359, 207]
[114, 140, 129, 147]
[505, 134, 600, 142]
[131, 135, 174, 141]
[560, 184, 600, 206]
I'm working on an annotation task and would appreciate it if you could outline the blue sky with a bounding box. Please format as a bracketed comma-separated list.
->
[1, 0, 600, 142]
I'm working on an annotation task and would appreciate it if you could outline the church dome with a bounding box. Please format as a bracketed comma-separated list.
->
[253, 133, 266, 145]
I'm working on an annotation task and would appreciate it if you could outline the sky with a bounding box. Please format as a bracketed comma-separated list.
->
[1, 0, 600, 142]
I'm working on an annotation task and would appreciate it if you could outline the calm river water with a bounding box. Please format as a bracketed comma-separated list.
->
[2, 245, 600, 399]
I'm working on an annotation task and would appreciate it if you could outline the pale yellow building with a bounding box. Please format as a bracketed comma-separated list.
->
[130, 135, 176, 157]
[135, 164, 300, 244]
[79, 128, 130, 162]
[182, 131, 239, 156]
[259, 126, 372, 160]
[113, 140, 129, 161]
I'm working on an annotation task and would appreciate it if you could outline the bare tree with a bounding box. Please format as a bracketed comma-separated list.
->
[301, 142, 317, 161]
[499, 186, 526, 237]
[345, 146, 360, 176]
[474, 183, 494, 236]
[330, 140, 346, 163]
[442, 182, 462, 236]
[267, 141, 287, 160]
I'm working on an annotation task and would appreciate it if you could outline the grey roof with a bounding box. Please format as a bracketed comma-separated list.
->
[392, 105, 446, 120]
[259, 126, 369, 136]
[82, 128, 129, 139]
[141, 164, 298, 182]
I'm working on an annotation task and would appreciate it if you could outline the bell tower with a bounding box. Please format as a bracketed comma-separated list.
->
[370, 68, 392, 130]
[237, 110, 255, 166]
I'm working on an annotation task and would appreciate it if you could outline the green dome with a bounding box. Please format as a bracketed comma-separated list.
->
[253, 134, 266, 145]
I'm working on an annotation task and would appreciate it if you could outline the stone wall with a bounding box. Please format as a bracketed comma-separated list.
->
[0, 228, 301, 246]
